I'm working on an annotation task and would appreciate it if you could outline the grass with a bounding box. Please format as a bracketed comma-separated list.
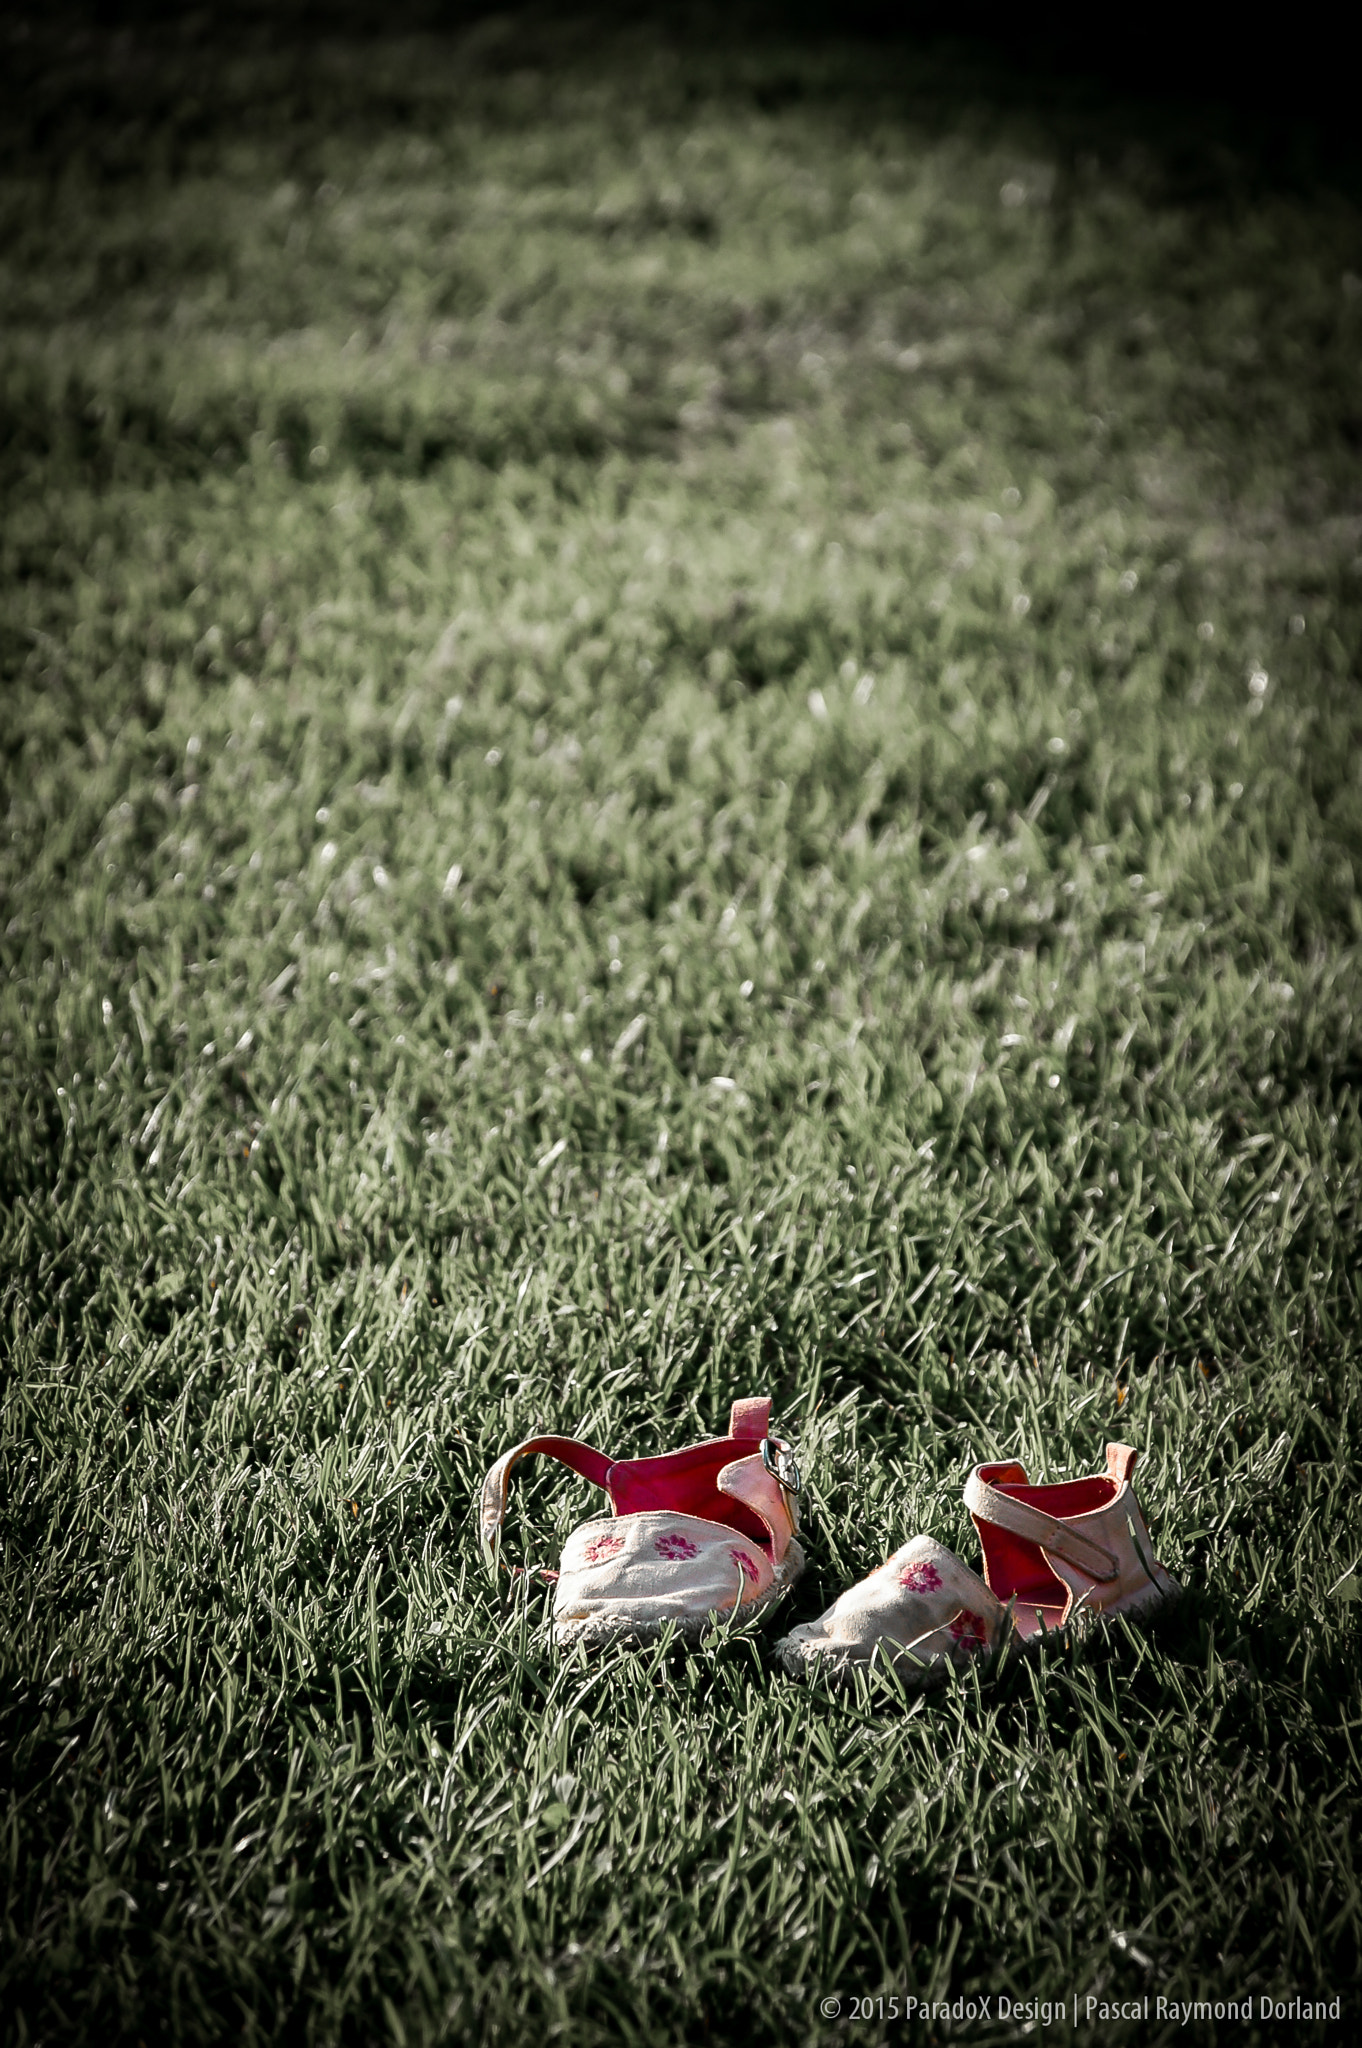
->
[2, 5, 1361, 2042]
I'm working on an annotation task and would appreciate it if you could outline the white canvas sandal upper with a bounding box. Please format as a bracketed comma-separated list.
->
[776, 1534, 1009, 1683]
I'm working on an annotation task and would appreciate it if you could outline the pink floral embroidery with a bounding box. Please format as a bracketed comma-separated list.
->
[582, 1532, 625, 1566]
[949, 1609, 988, 1648]
[654, 1532, 699, 1561]
[730, 1548, 760, 1585]
[900, 1559, 943, 1594]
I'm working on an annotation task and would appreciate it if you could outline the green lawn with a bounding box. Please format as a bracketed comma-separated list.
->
[2, 7, 1361, 2043]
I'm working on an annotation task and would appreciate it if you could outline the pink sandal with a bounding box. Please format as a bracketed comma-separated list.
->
[480, 1396, 805, 1646]
[777, 1441, 1179, 1686]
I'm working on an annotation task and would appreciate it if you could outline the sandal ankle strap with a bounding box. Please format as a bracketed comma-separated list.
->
[478, 1397, 785, 1578]
[480, 1435, 612, 1574]
[964, 1470, 1120, 1583]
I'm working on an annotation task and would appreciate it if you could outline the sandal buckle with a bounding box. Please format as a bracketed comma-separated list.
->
[761, 1436, 802, 1496]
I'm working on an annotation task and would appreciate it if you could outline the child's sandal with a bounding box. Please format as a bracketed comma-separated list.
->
[776, 1441, 1179, 1687]
[480, 1396, 805, 1647]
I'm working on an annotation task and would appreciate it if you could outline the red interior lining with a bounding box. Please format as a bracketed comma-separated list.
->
[607, 1441, 770, 1550]
[977, 1475, 1117, 1609]
[978, 1524, 1068, 1611]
